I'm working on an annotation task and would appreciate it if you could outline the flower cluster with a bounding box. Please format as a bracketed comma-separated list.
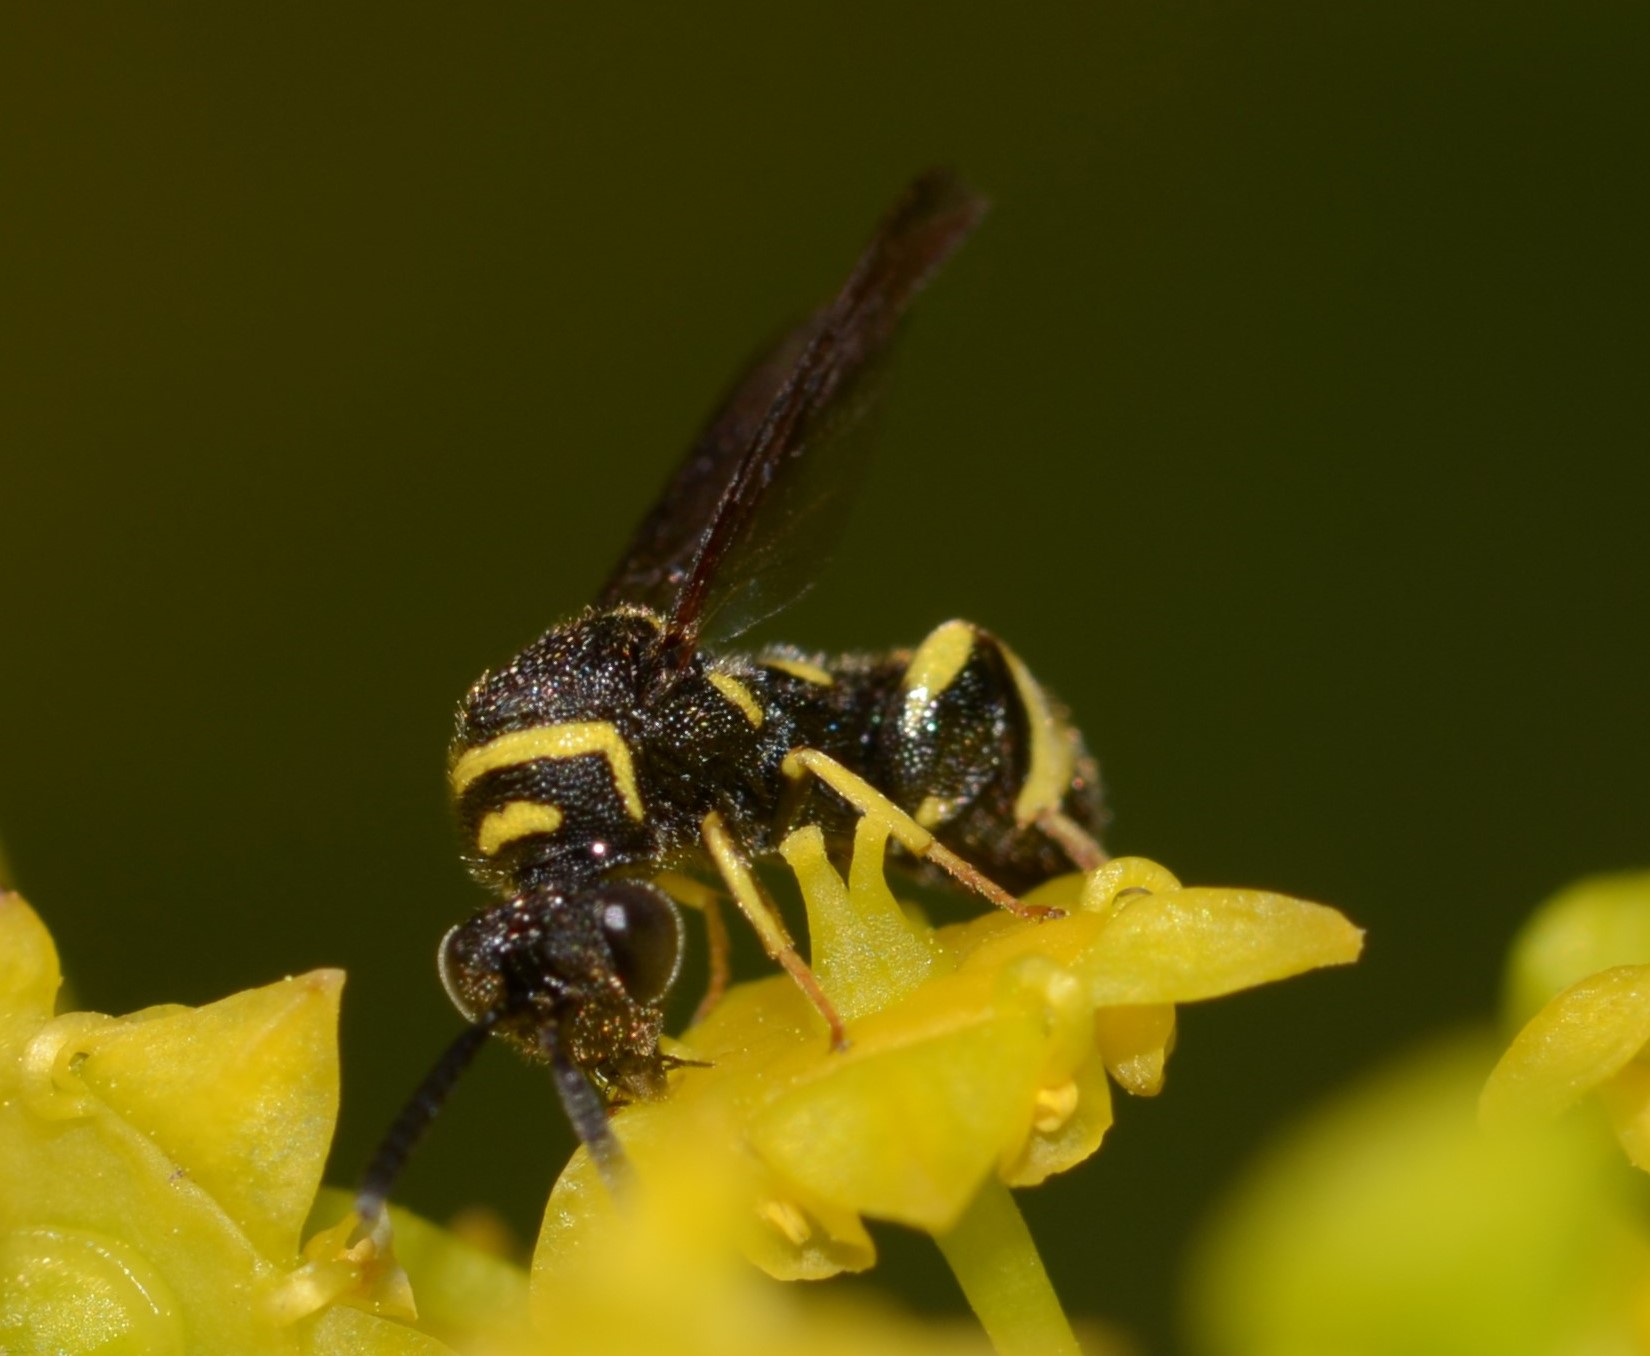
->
[0, 817, 1362, 1353]
[0, 890, 520, 1354]
[1190, 870, 1650, 1356]
[542, 823, 1363, 1272]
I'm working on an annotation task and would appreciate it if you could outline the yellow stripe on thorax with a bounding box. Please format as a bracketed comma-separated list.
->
[763, 656, 835, 686]
[708, 671, 765, 727]
[450, 721, 645, 820]
[999, 643, 1076, 827]
[476, 801, 564, 855]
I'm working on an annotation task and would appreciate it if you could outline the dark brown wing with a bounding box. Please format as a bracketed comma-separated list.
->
[594, 321, 818, 614]
[596, 170, 987, 657]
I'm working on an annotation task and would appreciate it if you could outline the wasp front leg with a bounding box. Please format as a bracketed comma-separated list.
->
[700, 810, 849, 1049]
[652, 869, 734, 1025]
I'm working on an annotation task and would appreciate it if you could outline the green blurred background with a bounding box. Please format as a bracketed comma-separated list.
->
[2, 4, 1646, 1349]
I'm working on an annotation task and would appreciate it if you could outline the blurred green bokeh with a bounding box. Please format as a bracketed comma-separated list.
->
[3, 5, 1647, 1350]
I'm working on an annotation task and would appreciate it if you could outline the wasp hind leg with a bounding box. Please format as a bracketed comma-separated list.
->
[1036, 807, 1108, 873]
[780, 748, 1062, 921]
[700, 811, 850, 1049]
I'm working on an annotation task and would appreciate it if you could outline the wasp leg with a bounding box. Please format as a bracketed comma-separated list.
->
[1036, 808, 1109, 873]
[781, 748, 1062, 921]
[692, 894, 732, 1025]
[700, 811, 849, 1050]
[653, 869, 734, 1025]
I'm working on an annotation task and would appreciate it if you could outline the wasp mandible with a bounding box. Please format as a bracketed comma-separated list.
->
[358, 171, 1106, 1218]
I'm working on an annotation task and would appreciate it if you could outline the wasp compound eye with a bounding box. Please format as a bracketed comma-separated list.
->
[438, 914, 507, 1023]
[595, 882, 684, 1004]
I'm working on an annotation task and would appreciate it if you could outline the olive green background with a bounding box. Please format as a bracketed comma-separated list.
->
[2, 5, 1646, 1349]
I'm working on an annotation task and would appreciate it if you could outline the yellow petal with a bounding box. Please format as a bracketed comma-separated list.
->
[748, 997, 1052, 1232]
[532, 1103, 998, 1356]
[1075, 887, 1364, 1005]
[1597, 1060, 1650, 1172]
[0, 1226, 182, 1355]
[274, 1210, 416, 1326]
[301, 1304, 456, 1356]
[66, 971, 344, 1263]
[2, 904, 540, 1350]
[1482, 963, 1650, 1126]
[356, 1198, 528, 1339]
[0, 893, 61, 1047]
[3, 985, 338, 1348]
[949, 874, 1361, 1008]
[1503, 870, 1650, 1031]
[1094, 1003, 1177, 1097]
[1190, 1037, 1642, 1356]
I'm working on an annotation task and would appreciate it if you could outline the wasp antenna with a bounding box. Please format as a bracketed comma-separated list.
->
[356, 1012, 500, 1224]
[542, 1024, 628, 1188]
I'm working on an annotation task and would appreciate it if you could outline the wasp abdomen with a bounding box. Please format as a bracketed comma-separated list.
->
[876, 621, 1101, 893]
[748, 623, 1101, 894]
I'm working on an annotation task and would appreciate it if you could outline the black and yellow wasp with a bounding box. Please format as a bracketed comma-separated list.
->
[359, 171, 1106, 1215]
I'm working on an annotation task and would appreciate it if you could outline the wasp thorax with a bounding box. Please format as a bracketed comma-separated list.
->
[447, 610, 671, 896]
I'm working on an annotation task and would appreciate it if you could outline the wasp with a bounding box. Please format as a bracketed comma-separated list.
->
[357, 171, 1106, 1218]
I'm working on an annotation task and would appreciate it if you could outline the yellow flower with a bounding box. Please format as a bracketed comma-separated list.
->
[539, 817, 1362, 1352]
[0, 888, 524, 1355]
[0, 814, 1360, 1356]
[1192, 871, 1650, 1356]
[1189, 1037, 1650, 1356]
[0, 886, 1106, 1356]
[1483, 870, 1650, 1170]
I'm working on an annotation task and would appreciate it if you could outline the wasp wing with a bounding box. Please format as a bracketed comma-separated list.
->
[596, 170, 987, 657]
[594, 321, 818, 615]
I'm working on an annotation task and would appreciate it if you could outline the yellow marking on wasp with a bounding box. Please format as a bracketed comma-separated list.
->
[999, 642, 1077, 827]
[902, 620, 976, 697]
[900, 619, 977, 741]
[476, 801, 564, 856]
[914, 794, 953, 830]
[450, 721, 645, 821]
[707, 671, 765, 727]
[764, 656, 835, 686]
[608, 604, 665, 630]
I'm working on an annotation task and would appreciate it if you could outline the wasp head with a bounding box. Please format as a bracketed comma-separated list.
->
[438, 880, 684, 1100]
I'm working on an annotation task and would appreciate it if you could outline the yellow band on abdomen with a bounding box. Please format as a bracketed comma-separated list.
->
[999, 643, 1075, 827]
